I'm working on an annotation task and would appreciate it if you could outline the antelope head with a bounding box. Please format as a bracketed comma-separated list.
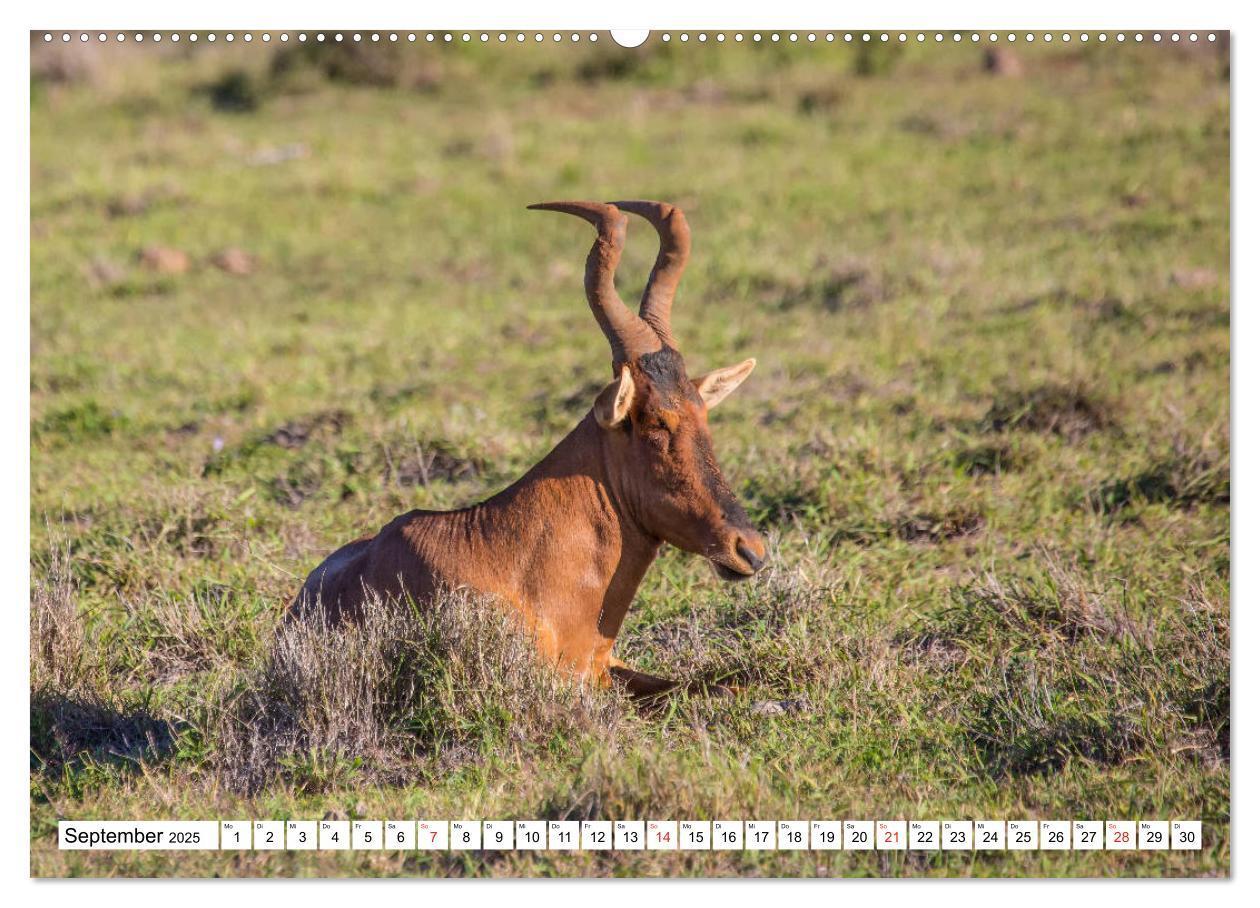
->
[530, 200, 768, 581]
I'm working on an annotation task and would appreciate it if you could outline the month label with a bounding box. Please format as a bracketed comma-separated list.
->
[58, 821, 219, 851]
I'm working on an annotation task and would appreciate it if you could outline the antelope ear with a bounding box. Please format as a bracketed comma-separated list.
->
[693, 358, 756, 408]
[594, 365, 636, 428]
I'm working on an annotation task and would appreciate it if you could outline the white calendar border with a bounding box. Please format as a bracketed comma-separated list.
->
[9, 0, 1245, 903]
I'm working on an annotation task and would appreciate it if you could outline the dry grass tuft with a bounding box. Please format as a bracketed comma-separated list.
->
[30, 541, 86, 694]
[983, 381, 1117, 440]
[1089, 428, 1230, 517]
[117, 586, 269, 683]
[622, 559, 841, 690]
[30, 543, 178, 773]
[908, 556, 1230, 779]
[528, 745, 779, 828]
[214, 590, 626, 793]
[921, 556, 1155, 648]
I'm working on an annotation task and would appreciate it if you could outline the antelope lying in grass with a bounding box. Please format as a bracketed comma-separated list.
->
[291, 200, 767, 696]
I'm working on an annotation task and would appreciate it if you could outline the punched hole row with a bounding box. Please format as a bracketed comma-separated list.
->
[40, 31, 1220, 45]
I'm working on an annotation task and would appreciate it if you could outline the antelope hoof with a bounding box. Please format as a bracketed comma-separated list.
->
[687, 675, 743, 698]
[608, 662, 747, 701]
[608, 664, 681, 700]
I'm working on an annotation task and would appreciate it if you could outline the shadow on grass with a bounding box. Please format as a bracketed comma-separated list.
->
[980, 381, 1117, 441]
[30, 689, 179, 778]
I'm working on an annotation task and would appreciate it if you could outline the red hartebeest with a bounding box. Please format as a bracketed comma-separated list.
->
[290, 200, 767, 696]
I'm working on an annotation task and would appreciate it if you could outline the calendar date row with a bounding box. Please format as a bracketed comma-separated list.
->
[59, 819, 1202, 852]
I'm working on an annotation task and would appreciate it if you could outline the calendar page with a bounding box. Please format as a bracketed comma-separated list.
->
[27, 13, 1229, 883]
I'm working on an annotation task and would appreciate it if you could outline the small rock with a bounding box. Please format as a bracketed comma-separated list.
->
[212, 248, 255, 276]
[107, 193, 152, 218]
[687, 79, 727, 105]
[1171, 267, 1218, 290]
[247, 143, 309, 166]
[750, 698, 811, 717]
[138, 245, 190, 275]
[85, 256, 126, 288]
[983, 47, 1023, 77]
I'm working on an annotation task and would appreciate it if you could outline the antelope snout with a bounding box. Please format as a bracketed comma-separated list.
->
[710, 527, 767, 582]
[734, 530, 768, 573]
[710, 527, 767, 581]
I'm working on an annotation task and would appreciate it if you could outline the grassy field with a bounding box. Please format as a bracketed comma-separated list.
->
[29, 34, 1230, 877]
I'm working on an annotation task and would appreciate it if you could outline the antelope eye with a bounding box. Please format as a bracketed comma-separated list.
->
[639, 421, 672, 447]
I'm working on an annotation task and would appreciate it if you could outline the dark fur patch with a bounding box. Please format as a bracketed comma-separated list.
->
[637, 348, 700, 403]
[637, 347, 755, 531]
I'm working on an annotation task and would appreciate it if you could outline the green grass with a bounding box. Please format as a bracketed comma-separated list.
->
[30, 35, 1229, 877]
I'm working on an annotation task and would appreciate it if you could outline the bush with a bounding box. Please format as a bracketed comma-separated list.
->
[213, 590, 625, 793]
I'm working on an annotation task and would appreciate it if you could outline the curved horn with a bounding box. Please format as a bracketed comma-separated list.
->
[611, 200, 691, 348]
[529, 201, 662, 368]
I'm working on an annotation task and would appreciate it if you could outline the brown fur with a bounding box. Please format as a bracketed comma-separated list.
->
[290, 201, 767, 695]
